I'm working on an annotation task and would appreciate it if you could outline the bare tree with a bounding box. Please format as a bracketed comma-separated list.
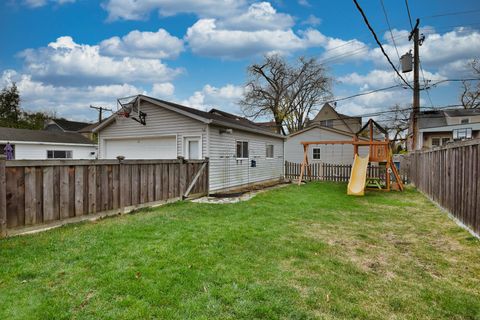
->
[460, 58, 480, 109]
[241, 55, 331, 134]
[381, 104, 410, 151]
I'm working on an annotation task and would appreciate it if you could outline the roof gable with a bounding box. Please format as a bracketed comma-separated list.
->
[288, 124, 357, 138]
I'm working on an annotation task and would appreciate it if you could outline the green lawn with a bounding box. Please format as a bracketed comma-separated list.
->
[1, 183, 479, 319]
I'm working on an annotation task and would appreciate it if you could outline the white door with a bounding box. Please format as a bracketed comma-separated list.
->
[185, 137, 201, 159]
[103, 136, 176, 159]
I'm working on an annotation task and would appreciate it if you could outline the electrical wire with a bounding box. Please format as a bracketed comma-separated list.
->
[404, 0, 414, 29]
[380, 0, 400, 60]
[352, 0, 413, 89]
[422, 8, 480, 19]
[419, 60, 435, 108]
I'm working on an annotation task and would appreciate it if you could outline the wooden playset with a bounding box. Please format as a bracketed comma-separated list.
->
[297, 119, 404, 195]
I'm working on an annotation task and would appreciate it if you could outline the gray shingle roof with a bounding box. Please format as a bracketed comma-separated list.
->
[0, 127, 95, 144]
[417, 110, 447, 129]
[50, 119, 92, 132]
[416, 108, 480, 129]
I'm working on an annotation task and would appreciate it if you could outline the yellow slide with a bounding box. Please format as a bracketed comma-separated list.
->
[347, 154, 369, 196]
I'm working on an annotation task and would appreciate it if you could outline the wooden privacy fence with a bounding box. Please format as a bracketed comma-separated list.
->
[408, 139, 479, 236]
[284, 161, 397, 183]
[0, 157, 209, 237]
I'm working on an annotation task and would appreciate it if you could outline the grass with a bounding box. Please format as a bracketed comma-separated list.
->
[1, 182, 479, 319]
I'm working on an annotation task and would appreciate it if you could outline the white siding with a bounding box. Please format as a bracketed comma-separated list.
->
[208, 125, 284, 191]
[98, 102, 207, 159]
[11, 143, 97, 160]
[285, 127, 368, 164]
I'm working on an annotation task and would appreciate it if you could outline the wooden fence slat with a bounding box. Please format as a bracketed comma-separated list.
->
[75, 166, 84, 216]
[42, 167, 55, 222]
[88, 165, 97, 213]
[24, 167, 36, 225]
[59, 166, 70, 219]
[112, 164, 120, 209]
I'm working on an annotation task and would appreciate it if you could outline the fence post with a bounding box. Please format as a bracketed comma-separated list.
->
[0, 155, 6, 237]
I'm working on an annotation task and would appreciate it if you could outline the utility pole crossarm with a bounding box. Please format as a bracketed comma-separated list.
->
[90, 105, 113, 123]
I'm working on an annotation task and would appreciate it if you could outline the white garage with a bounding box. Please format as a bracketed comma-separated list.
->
[103, 136, 176, 159]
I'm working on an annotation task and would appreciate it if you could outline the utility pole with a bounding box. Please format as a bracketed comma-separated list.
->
[90, 105, 113, 123]
[409, 19, 421, 151]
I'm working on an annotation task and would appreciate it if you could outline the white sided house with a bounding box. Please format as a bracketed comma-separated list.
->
[93, 95, 286, 192]
[0, 127, 97, 160]
[285, 124, 368, 164]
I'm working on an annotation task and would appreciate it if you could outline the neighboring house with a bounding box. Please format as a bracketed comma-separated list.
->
[45, 118, 91, 132]
[308, 103, 362, 134]
[0, 127, 97, 160]
[285, 124, 368, 164]
[45, 118, 96, 140]
[93, 95, 285, 192]
[411, 108, 480, 150]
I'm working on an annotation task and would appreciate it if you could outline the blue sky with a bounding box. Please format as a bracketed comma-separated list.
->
[1, 0, 479, 122]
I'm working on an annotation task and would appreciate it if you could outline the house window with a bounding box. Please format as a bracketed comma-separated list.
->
[266, 144, 274, 158]
[320, 119, 333, 128]
[453, 128, 472, 140]
[441, 138, 450, 146]
[461, 118, 469, 124]
[431, 138, 440, 147]
[47, 150, 73, 159]
[236, 141, 249, 159]
[312, 147, 321, 160]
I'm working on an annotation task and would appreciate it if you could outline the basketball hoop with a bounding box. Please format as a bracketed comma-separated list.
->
[116, 95, 147, 125]
[116, 110, 130, 123]
[117, 111, 130, 118]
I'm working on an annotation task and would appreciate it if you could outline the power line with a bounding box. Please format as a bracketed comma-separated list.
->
[422, 8, 480, 19]
[326, 85, 405, 104]
[380, 0, 400, 60]
[419, 60, 434, 108]
[404, 0, 414, 29]
[405, 0, 413, 29]
[352, 0, 413, 89]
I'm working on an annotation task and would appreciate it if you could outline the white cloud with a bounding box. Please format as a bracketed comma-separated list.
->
[298, 0, 310, 7]
[102, 0, 246, 21]
[181, 83, 245, 112]
[302, 14, 321, 27]
[23, 0, 75, 8]
[99, 29, 184, 59]
[186, 19, 313, 59]
[1, 69, 145, 121]
[219, 2, 294, 31]
[19, 36, 182, 85]
[151, 82, 175, 97]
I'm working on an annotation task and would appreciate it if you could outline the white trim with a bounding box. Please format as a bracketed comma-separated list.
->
[206, 124, 210, 158]
[184, 135, 202, 160]
[0, 140, 97, 147]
